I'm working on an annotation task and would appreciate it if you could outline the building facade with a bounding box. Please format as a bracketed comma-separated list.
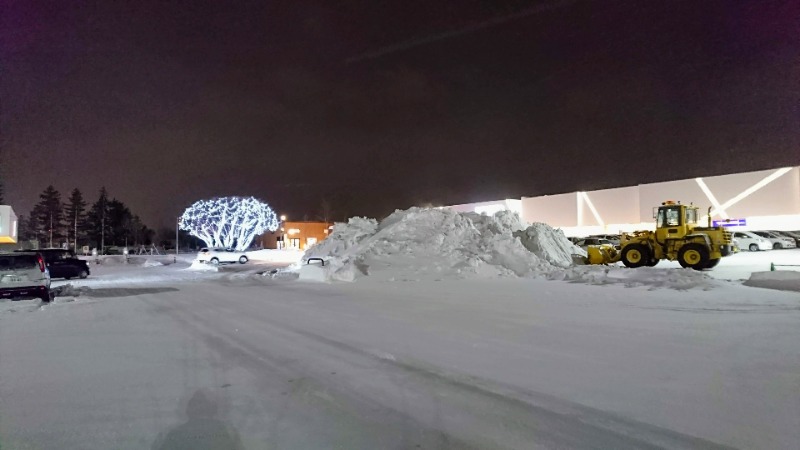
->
[444, 166, 800, 236]
[0, 206, 18, 244]
[259, 221, 332, 250]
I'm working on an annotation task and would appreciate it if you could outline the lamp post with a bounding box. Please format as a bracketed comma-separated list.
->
[280, 215, 286, 250]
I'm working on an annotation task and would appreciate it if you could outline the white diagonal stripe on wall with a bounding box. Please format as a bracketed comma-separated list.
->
[695, 177, 728, 219]
[709, 167, 793, 218]
[580, 192, 604, 227]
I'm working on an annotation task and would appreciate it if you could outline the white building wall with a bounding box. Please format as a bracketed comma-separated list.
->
[0, 206, 19, 244]
[441, 166, 800, 235]
[520, 192, 578, 227]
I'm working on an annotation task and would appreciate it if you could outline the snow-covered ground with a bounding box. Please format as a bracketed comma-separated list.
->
[1, 212, 798, 449]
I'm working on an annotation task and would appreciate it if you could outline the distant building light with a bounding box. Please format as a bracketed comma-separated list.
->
[288, 228, 300, 235]
[474, 204, 505, 215]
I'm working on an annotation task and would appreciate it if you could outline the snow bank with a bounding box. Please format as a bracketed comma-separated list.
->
[246, 249, 303, 264]
[744, 270, 800, 292]
[185, 260, 219, 272]
[549, 265, 719, 290]
[301, 208, 584, 282]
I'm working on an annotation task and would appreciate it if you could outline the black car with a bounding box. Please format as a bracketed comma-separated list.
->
[16, 248, 90, 280]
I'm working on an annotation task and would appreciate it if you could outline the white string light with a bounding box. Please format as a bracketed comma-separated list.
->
[179, 196, 279, 251]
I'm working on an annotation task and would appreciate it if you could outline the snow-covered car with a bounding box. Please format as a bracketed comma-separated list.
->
[588, 234, 621, 246]
[196, 248, 249, 265]
[732, 231, 772, 251]
[751, 231, 796, 249]
[574, 238, 615, 249]
[0, 252, 51, 302]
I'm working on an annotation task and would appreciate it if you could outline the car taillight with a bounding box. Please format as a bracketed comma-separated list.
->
[37, 255, 46, 272]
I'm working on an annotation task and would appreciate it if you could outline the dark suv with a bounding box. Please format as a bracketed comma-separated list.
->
[17, 248, 90, 280]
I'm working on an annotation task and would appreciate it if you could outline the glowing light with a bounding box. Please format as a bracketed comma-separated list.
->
[288, 228, 300, 235]
[474, 204, 504, 215]
[280, 215, 286, 221]
[179, 196, 279, 251]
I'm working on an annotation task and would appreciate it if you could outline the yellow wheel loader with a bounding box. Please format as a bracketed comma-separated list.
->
[586, 201, 733, 270]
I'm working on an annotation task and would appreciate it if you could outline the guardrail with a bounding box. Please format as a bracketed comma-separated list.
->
[770, 263, 800, 271]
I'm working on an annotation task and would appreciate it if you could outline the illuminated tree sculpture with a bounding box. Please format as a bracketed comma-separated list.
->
[179, 196, 279, 251]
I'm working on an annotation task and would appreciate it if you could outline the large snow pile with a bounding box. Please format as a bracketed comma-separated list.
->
[299, 208, 585, 282]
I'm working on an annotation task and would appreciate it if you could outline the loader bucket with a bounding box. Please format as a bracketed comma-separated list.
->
[585, 246, 618, 265]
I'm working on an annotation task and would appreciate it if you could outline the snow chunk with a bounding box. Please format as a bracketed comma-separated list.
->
[142, 259, 163, 268]
[514, 223, 586, 268]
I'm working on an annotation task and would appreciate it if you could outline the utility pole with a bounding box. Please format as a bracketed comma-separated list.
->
[175, 217, 179, 263]
[100, 197, 105, 255]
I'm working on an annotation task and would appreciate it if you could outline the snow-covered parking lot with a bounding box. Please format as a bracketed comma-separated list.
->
[1, 232, 799, 449]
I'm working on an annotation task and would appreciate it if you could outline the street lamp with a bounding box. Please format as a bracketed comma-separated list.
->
[279, 215, 287, 249]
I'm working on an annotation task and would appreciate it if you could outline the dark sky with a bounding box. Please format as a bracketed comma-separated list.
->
[2, 0, 798, 227]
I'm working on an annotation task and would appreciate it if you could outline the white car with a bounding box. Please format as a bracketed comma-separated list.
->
[197, 248, 249, 265]
[0, 252, 51, 302]
[732, 231, 772, 251]
[751, 231, 797, 249]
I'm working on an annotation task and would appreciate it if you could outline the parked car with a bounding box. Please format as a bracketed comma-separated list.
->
[732, 231, 772, 251]
[197, 248, 248, 265]
[27, 248, 91, 279]
[768, 230, 800, 247]
[0, 252, 51, 302]
[751, 231, 797, 249]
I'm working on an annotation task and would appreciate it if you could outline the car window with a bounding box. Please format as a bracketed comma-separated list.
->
[0, 255, 38, 270]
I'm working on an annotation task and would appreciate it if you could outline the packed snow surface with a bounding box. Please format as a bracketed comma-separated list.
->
[1, 253, 799, 449]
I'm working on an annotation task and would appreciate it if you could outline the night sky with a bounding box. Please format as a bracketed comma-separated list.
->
[2, 0, 798, 227]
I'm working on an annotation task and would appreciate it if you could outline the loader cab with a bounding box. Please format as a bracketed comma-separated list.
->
[654, 202, 699, 241]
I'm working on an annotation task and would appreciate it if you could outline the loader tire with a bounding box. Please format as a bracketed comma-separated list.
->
[705, 258, 721, 269]
[678, 244, 709, 270]
[621, 244, 649, 268]
[646, 257, 659, 267]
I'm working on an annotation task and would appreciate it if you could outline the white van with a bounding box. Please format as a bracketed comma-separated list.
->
[0, 252, 52, 302]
